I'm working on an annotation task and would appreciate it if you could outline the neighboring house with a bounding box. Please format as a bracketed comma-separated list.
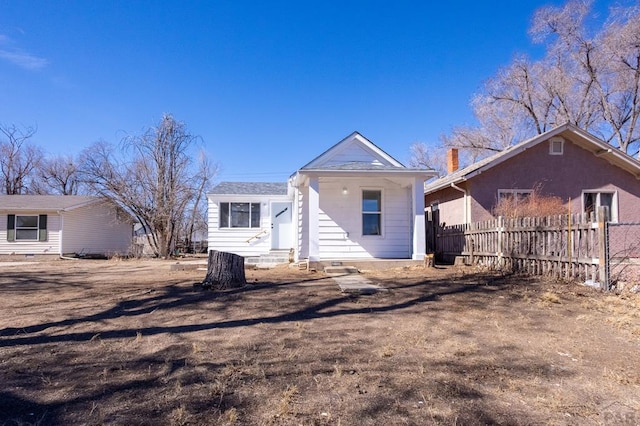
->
[424, 123, 640, 226]
[0, 195, 134, 257]
[207, 132, 436, 262]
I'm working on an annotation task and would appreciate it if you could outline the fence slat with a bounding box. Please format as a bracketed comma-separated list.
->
[437, 213, 606, 284]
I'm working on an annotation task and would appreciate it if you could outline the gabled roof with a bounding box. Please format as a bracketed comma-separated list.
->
[209, 182, 288, 196]
[0, 195, 104, 212]
[299, 131, 406, 171]
[424, 123, 640, 194]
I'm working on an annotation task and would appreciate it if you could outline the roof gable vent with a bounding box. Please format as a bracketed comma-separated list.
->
[549, 137, 564, 155]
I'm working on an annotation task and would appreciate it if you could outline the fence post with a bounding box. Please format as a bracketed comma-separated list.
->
[597, 206, 608, 290]
[497, 216, 504, 268]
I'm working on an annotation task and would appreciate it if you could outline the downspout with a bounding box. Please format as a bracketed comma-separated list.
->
[450, 182, 468, 224]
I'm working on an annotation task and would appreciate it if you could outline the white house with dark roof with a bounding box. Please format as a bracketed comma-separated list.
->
[207, 132, 436, 263]
[0, 195, 134, 257]
[207, 182, 293, 257]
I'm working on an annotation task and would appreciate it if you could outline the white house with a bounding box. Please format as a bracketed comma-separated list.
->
[207, 132, 436, 263]
[0, 195, 134, 257]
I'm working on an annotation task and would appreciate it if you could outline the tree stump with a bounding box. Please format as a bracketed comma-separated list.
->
[201, 250, 246, 290]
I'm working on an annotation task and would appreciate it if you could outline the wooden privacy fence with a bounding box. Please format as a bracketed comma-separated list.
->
[436, 207, 608, 287]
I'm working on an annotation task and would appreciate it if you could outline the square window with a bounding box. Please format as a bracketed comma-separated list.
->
[549, 137, 564, 155]
[15, 215, 39, 241]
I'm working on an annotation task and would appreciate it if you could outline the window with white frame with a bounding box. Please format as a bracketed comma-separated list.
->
[16, 215, 39, 240]
[362, 190, 382, 236]
[219, 202, 261, 228]
[583, 191, 617, 222]
[549, 136, 564, 155]
[6, 214, 47, 242]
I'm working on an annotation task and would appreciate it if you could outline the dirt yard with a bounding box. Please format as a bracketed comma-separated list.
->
[0, 258, 638, 425]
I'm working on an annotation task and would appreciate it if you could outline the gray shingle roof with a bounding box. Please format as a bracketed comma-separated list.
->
[423, 123, 640, 195]
[0, 195, 101, 211]
[209, 182, 288, 195]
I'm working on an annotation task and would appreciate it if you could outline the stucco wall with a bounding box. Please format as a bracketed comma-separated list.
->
[424, 185, 467, 226]
[427, 136, 640, 224]
[468, 137, 640, 222]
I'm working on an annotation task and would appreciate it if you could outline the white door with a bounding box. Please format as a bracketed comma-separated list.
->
[271, 202, 292, 250]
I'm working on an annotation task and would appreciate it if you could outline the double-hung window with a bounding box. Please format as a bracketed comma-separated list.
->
[16, 215, 39, 240]
[219, 202, 260, 228]
[6, 214, 48, 241]
[362, 190, 382, 236]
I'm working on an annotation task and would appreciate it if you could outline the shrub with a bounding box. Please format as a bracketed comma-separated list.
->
[493, 188, 568, 218]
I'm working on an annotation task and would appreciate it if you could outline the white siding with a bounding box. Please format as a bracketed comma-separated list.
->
[0, 213, 61, 255]
[296, 185, 309, 259]
[207, 195, 288, 257]
[323, 143, 395, 167]
[61, 203, 132, 255]
[295, 178, 412, 259]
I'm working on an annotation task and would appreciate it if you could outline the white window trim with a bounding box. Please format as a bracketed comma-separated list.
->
[361, 188, 384, 237]
[549, 136, 564, 155]
[15, 214, 39, 241]
[581, 190, 618, 222]
[218, 202, 261, 229]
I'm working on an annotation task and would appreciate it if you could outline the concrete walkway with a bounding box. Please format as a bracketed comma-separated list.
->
[325, 266, 387, 294]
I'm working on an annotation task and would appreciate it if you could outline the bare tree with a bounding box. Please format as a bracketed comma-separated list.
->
[32, 155, 84, 195]
[181, 151, 216, 252]
[408, 142, 448, 177]
[438, 1, 640, 160]
[595, 6, 640, 154]
[81, 114, 213, 258]
[0, 124, 43, 194]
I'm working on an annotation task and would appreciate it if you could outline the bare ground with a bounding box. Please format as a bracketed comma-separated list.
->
[0, 258, 638, 425]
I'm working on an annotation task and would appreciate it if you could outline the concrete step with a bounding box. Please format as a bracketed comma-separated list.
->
[245, 256, 289, 265]
[324, 266, 359, 276]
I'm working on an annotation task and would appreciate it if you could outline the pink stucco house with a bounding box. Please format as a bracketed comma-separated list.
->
[424, 124, 640, 226]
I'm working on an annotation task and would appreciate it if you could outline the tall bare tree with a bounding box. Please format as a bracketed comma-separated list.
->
[436, 0, 640, 163]
[0, 124, 43, 194]
[81, 114, 213, 258]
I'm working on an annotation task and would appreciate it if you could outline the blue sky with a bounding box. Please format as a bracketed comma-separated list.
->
[0, 1, 621, 183]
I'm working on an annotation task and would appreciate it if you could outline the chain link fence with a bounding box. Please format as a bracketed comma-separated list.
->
[606, 222, 640, 291]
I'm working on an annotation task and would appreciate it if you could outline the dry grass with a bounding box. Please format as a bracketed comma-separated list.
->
[493, 185, 568, 218]
[540, 291, 561, 304]
[0, 259, 638, 425]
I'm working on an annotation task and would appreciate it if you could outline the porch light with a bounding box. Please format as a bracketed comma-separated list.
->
[342, 187, 348, 195]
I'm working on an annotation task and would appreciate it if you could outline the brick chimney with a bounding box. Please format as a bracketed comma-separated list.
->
[447, 148, 459, 173]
